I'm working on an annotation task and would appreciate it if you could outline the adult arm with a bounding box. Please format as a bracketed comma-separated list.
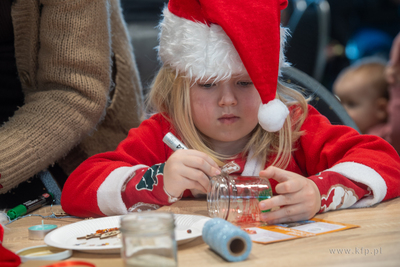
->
[387, 84, 400, 154]
[386, 32, 400, 154]
[0, 0, 112, 193]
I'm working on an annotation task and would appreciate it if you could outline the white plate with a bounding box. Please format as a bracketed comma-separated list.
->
[44, 214, 210, 254]
[174, 214, 210, 245]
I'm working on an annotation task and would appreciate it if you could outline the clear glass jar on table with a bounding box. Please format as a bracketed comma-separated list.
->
[120, 212, 177, 267]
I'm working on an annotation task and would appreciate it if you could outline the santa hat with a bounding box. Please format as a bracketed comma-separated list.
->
[157, 0, 290, 132]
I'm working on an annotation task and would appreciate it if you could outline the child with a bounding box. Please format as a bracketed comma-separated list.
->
[61, 0, 400, 224]
[333, 59, 389, 135]
[333, 58, 400, 154]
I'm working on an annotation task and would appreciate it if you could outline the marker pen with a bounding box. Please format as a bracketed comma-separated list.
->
[163, 132, 218, 181]
[163, 132, 188, 151]
[7, 192, 54, 220]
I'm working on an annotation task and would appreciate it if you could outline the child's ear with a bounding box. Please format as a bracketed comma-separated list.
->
[376, 97, 388, 121]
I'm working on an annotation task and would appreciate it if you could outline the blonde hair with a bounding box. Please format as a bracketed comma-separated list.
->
[147, 66, 308, 169]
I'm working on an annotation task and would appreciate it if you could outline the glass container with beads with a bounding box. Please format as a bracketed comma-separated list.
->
[207, 175, 272, 226]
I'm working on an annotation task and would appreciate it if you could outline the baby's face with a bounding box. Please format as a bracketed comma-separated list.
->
[334, 73, 385, 134]
[190, 73, 261, 154]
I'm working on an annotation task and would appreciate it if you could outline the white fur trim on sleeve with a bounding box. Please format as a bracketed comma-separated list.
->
[97, 165, 148, 216]
[324, 162, 387, 208]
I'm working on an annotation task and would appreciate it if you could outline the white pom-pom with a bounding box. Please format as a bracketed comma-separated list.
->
[258, 99, 289, 132]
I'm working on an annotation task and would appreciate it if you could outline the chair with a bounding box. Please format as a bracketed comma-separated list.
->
[281, 66, 360, 131]
[285, 0, 330, 82]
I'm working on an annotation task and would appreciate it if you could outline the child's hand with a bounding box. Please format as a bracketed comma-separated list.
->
[163, 149, 221, 198]
[258, 166, 321, 224]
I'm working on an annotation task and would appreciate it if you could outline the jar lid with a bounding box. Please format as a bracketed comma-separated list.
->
[16, 245, 72, 262]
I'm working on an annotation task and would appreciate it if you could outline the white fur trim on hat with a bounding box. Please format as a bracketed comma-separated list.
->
[157, 7, 290, 82]
[279, 26, 291, 76]
[258, 99, 290, 132]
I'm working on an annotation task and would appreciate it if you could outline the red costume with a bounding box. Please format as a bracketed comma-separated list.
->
[61, 106, 400, 217]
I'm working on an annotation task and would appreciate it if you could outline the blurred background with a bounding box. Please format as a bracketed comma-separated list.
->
[120, 0, 400, 94]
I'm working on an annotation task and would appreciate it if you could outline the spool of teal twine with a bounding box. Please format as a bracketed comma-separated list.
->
[202, 218, 252, 262]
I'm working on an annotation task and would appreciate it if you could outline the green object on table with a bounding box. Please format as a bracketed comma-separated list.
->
[7, 204, 27, 220]
[258, 188, 272, 213]
[6, 192, 54, 220]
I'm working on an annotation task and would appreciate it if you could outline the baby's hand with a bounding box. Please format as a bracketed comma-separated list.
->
[163, 149, 221, 198]
[258, 166, 321, 224]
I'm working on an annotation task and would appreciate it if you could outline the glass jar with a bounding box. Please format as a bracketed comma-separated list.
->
[120, 212, 177, 267]
[207, 175, 272, 225]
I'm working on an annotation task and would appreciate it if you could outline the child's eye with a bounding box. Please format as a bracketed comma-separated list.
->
[237, 81, 253, 86]
[199, 83, 215, 88]
[346, 101, 358, 108]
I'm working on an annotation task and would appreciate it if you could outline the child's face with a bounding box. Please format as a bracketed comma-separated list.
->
[333, 73, 387, 134]
[190, 73, 261, 153]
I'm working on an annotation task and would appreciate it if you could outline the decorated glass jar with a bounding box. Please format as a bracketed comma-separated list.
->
[207, 175, 272, 225]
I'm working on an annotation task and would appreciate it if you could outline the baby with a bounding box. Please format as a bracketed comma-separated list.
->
[333, 59, 389, 134]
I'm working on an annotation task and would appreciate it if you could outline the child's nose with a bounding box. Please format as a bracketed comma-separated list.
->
[218, 86, 237, 106]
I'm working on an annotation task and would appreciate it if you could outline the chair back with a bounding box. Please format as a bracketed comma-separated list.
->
[281, 67, 360, 131]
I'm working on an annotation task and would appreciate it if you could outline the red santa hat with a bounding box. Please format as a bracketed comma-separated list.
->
[157, 0, 290, 132]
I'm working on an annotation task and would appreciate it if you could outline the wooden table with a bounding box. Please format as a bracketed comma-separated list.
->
[4, 198, 400, 267]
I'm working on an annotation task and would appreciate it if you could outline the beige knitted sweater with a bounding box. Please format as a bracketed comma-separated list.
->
[0, 0, 144, 194]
